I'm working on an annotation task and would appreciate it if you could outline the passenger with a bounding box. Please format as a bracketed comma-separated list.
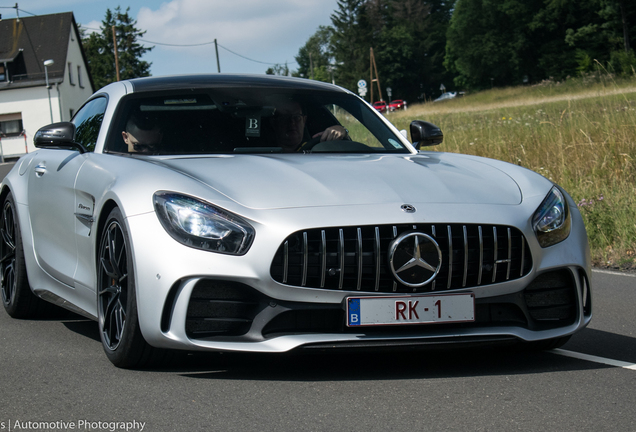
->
[271, 99, 347, 152]
[122, 112, 162, 154]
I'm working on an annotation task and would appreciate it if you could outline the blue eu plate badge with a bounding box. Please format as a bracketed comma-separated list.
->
[347, 298, 361, 326]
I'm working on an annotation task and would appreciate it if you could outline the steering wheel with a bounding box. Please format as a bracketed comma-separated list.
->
[300, 135, 322, 152]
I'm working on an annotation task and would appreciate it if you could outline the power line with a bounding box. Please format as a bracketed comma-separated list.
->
[216, 42, 296, 66]
[82, 25, 296, 66]
[139, 38, 217, 47]
[7, 12, 297, 67]
[0, 6, 37, 16]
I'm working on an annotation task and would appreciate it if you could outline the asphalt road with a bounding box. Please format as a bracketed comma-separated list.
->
[0, 160, 635, 432]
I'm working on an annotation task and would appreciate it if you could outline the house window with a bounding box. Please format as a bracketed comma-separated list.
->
[68, 62, 75, 85]
[77, 65, 84, 88]
[0, 113, 24, 137]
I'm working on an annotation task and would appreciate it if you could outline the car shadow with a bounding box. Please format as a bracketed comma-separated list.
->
[54, 316, 634, 379]
[168, 346, 606, 381]
[62, 319, 101, 343]
[562, 327, 636, 364]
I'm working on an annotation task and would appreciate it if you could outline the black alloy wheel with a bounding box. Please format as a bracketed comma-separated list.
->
[0, 192, 41, 318]
[1, 197, 17, 307]
[98, 216, 129, 350]
[97, 207, 155, 368]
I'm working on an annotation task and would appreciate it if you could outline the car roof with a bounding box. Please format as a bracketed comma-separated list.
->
[125, 74, 349, 94]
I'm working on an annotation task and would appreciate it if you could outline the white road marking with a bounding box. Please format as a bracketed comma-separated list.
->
[592, 269, 636, 277]
[552, 348, 636, 371]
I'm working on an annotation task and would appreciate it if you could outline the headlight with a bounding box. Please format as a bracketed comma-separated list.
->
[532, 187, 571, 247]
[154, 192, 254, 255]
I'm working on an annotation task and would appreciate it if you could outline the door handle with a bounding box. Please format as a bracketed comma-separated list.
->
[34, 164, 46, 177]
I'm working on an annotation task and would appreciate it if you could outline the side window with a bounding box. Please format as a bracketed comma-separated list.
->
[72, 97, 107, 152]
[326, 104, 383, 148]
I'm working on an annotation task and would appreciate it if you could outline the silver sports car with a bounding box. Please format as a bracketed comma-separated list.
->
[0, 75, 591, 368]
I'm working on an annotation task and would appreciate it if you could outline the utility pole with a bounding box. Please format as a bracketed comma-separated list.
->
[112, 25, 120, 81]
[214, 39, 221, 72]
[369, 47, 382, 103]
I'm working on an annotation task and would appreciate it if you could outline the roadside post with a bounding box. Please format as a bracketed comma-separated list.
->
[357, 79, 367, 99]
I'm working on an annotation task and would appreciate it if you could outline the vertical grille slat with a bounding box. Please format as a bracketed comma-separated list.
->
[462, 225, 468, 288]
[356, 228, 363, 291]
[477, 226, 483, 286]
[492, 226, 498, 284]
[506, 228, 512, 280]
[431, 225, 437, 291]
[302, 232, 308, 287]
[338, 229, 344, 289]
[271, 223, 531, 294]
[447, 225, 453, 289]
[374, 227, 381, 292]
[283, 241, 289, 284]
[320, 230, 326, 288]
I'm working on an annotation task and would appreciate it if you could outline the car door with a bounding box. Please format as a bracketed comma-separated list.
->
[28, 149, 87, 287]
[27, 97, 108, 288]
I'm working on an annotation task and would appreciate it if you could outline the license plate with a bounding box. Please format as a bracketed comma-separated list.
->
[346, 293, 475, 327]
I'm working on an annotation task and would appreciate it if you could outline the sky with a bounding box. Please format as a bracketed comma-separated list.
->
[1, 0, 339, 76]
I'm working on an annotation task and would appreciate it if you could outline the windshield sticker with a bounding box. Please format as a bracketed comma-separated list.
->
[388, 138, 402, 149]
[245, 115, 261, 137]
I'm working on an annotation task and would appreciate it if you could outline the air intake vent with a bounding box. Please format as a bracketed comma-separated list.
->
[185, 281, 263, 339]
[524, 270, 576, 325]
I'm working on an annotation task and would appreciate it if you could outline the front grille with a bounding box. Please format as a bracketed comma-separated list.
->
[270, 224, 532, 293]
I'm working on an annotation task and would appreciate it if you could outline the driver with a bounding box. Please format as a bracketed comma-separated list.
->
[271, 100, 347, 152]
[122, 112, 162, 154]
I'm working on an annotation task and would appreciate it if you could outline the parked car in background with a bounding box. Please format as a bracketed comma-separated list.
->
[372, 100, 388, 113]
[1, 74, 591, 368]
[434, 92, 457, 102]
[389, 99, 407, 111]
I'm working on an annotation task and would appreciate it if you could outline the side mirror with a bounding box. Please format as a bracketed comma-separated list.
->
[410, 120, 443, 149]
[34, 122, 86, 153]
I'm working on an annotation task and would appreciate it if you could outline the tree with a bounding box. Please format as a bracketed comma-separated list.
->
[445, 0, 547, 89]
[81, 7, 153, 90]
[330, 0, 372, 94]
[293, 26, 334, 82]
[445, 0, 636, 89]
[375, 0, 455, 101]
[265, 63, 290, 76]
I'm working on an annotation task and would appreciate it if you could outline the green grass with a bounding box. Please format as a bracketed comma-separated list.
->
[389, 74, 636, 269]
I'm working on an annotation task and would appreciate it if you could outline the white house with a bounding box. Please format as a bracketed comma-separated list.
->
[0, 12, 95, 158]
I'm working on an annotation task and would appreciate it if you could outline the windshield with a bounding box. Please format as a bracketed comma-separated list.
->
[107, 88, 410, 155]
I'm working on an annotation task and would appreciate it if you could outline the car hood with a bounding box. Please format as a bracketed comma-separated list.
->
[153, 153, 522, 210]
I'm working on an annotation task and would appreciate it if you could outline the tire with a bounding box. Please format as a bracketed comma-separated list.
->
[97, 207, 157, 368]
[1, 192, 44, 318]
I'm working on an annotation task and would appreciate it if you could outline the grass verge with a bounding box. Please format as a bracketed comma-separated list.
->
[388, 74, 636, 270]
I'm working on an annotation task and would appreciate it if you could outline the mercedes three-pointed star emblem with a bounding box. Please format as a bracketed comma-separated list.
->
[388, 232, 442, 288]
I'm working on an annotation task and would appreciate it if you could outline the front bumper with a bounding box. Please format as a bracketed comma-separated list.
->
[126, 203, 592, 353]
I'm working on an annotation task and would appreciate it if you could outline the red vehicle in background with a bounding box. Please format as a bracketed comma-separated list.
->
[372, 101, 388, 113]
[389, 99, 407, 111]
